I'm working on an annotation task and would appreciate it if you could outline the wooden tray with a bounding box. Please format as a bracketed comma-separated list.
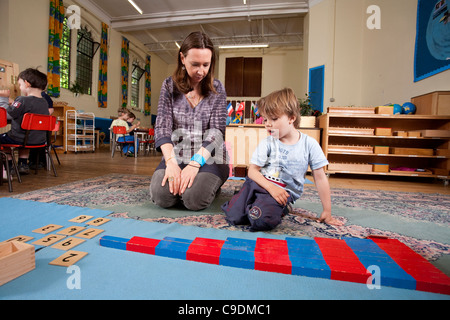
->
[327, 107, 375, 114]
[390, 168, 433, 175]
[413, 130, 450, 138]
[328, 162, 372, 172]
[0, 241, 35, 286]
[390, 147, 434, 156]
[329, 127, 374, 135]
[328, 145, 373, 153]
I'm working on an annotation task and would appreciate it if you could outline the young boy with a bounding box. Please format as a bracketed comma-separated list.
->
[110, 108, 140, 156]
[0, 68, 50, 178]
[221, 88, 343, 231]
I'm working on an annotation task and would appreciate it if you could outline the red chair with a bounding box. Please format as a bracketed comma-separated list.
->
[111, 126, 136, 158]
[1, 113, 58, 183]
[142, 128, 155, 156]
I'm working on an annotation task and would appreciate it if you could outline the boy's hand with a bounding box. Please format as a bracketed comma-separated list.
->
[318, 211, 345, 226]
[268, 184, 290, 206]
[0, 89, 10, 98]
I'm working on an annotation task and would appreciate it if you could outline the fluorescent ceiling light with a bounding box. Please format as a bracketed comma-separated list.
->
[218, 44, 269, 49]
[175, 42, 180, 49]
[128, 0, 143, 14]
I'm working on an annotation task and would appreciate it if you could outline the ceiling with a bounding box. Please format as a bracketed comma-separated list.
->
[76, 0, 310, 64]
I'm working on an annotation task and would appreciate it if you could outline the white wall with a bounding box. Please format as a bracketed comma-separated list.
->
[217, 46, 307, 101]
[3, 0, 444, 119]
[0, 0, 171, 127]
[307, 0, 450, 108]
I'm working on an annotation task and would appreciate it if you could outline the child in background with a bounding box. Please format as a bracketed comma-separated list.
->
[110, 108, 140, 156]
[0, 68, 50, 178]
[222, 88, 344, 231]
[126, 112, 141, 136]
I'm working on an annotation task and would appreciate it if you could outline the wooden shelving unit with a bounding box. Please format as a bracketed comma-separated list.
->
[65, 110, 95, 153]
[52, 104, 75, 153]
[318, 113, 450, 182]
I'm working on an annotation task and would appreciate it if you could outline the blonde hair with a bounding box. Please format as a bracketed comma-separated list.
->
[257, 88, 300, 128]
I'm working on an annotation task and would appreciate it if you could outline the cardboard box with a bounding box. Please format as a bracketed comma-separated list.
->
[374, 146, 389, 154]
[0, 241, 35, 286]
[375, 127, 392, 136]
[375, 106, 394, 115]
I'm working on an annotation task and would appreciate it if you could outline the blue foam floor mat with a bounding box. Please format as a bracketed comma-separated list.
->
[0, 198, 448, 300]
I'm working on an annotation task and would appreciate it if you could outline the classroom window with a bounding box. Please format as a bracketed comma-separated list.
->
[131, 64, 145, 110]
[76, 27, 99, 95]
[60, 18, 71, 90]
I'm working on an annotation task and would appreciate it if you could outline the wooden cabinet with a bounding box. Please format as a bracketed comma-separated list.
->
[0, 59, 20, 100]
[318, 113, 450, 181]
[411, 91, 450, 115]
[226, 124, 321, 167]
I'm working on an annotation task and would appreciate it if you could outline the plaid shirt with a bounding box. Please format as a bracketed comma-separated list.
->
[155, 77, 228, 165]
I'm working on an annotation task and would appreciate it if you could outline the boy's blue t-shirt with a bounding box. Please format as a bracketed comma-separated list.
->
[250, 132, 328, 202]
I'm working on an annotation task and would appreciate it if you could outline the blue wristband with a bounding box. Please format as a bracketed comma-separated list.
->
[191, 154, 206, 167]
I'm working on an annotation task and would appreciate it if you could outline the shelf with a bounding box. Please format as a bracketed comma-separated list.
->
[327, 152, 448, 159]
[325, 114, 450, 120]
[65, 110, 95, 153]
[326, 170, 449, 179]
[319, 113, 450, 181]
[329, 134, 449, 140]
[67, 145, 94, 152]
[66, 113, 95, 120]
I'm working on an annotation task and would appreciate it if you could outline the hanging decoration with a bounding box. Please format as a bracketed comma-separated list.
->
[144, 55, 151, 116]
[47, 0, 65, 98]
[98, 22, 109, 108]
[121, 37, 130, 108]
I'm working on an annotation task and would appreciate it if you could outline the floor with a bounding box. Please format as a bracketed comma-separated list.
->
[1, 146, 449, 197]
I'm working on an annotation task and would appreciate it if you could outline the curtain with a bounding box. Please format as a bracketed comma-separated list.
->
[98, 22, 108, 108]
[121, 37, 130, 108]
[47, 0, 65, 98]
[144, 55, 151, 116]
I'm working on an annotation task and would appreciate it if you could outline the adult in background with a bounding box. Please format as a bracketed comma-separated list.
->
[150, 32, 229, 211]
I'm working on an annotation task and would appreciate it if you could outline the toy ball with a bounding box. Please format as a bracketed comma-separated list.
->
[392, 104, 402, 115]
[402, 102, 416, 114]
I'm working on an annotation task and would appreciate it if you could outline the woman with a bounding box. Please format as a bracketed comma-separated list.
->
[150, 32, 229, 211]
